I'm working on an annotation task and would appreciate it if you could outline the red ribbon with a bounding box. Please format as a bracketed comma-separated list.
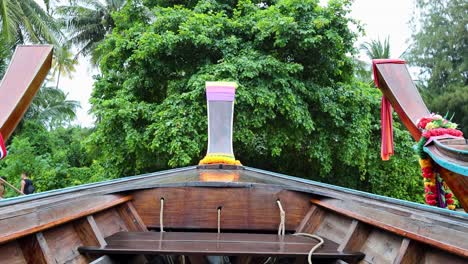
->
[0, 132, 6, 160]
[372, 59, 406, 161]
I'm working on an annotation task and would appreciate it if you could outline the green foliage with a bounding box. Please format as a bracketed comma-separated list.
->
[0, 122, 95, 198]
[24, 85, 81, 129]
[361, 37, 390, 60]
[0, 0, 61, 44]
[56, 0, 126, 63]
[88, 0, 422, 202]
[407, 0, 468, 134]
[355, 37, 391, 84]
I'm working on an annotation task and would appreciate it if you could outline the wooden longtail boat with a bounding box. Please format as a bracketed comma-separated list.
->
[373, 60, 468, 211]
[0, 46, 467, 264]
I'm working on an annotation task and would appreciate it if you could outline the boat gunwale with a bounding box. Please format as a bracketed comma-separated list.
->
[434, 138, 468, 155]
[1, 166, 466, 220]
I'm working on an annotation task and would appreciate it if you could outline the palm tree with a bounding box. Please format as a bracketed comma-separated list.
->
[56, 0, 125, 64]
[361, 37, 391, 59]
[26, 84, 81, 129]
[0, 0, 60, 44]
[52, 42, 78, 89]
[355, 37, 391, 83]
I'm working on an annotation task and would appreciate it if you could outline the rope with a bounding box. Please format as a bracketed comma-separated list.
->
[276, 200, 324, 264]
[293, 233, 324, 264]
[160, 198, 164, 232]
[276, 200, 285, 236]
[217, 207, 221, 234]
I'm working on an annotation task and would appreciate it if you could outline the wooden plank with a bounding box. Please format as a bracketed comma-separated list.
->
[0, 45, 53, 140]
[0, 195, 131, 244]
[94, 208, 128, 238]
[423, 247, 468, 264]
[310, 198, 468, 258]
[314, 211, 353, 244]
[360, 229, 403, 264]
[394, 238, 424, 264]
[132, 187, 313, 231]
[18, 233, 54, 264]
[74, 215, 107, 247]
[116, 202, 148, 231]
[295, 205, 318, 232]
[42, 223, 88, 264]
[0, 241, 27, 264]
[294, 205, 326, 234]
[79, 232, 364, 262]
[338, 220, 371, 252]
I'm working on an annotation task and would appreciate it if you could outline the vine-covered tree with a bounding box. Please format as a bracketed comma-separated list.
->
[407, 0, 467, 134]
[89, 0, 421, 201]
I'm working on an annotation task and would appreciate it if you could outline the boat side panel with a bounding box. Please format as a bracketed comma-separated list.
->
[423, 247, 468, 264]
[359, 229, 403, 264]
[0, 241, 26, 264]
[131, 187, 313, 231]
[314, 210, 353, 244]
[42, 223, 88, 264]
[94, 208, 129, 238]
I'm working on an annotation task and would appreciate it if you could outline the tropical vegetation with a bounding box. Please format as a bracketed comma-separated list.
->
[0, 0, 465, 208]
[406, 0, 467, 135]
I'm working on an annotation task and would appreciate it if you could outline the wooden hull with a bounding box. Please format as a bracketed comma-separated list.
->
[374, 61, 468, 211]
[1, 167, 467, 264]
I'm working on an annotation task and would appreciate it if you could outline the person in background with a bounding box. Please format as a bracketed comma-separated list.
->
[0, 176, 6, 199]
[20, 172, 35, 195]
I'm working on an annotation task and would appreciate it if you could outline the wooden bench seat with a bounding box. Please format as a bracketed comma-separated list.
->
[78, 231, 364, 262]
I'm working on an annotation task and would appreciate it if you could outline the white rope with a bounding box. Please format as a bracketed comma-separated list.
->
[160, 198, 164, 232]
[293, 233, 324, 264]
[276, 200, 286, 236]
[217, 207, 221, 234]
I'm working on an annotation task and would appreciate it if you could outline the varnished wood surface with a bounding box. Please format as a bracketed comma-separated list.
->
[0, 45, 53, 140]
[310, 197, 468, 258]
[132, 186, 312, 231]
[1, 168, 468, 262]
[375, 63, 430, 141]
[42, 223, 88, 264]
[0, 194, 131, 244]
[0, 241, 26, 264]
[79, 231, 365, 262]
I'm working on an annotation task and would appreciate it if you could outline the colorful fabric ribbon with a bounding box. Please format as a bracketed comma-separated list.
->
[0, 132, 7, 160]
[380, 97, 394, 160]
[372, 59, 406, 161]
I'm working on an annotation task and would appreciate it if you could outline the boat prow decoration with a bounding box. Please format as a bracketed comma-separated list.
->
[0, 45, 53, 142]
[373, 59, 468, 211]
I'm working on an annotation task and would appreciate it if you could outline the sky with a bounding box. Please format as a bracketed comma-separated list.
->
[58, 0, 417, 127]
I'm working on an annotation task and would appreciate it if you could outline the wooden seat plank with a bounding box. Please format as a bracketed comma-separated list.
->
[79, 232, 364, 262]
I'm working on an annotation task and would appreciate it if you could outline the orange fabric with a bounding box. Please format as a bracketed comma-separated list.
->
[372, 59, 405, 161]
[380, 96, 394, 160]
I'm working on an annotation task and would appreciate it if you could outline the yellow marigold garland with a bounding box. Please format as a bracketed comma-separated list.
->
[199, 153, 242, 166]
[416, 114, 460, 210]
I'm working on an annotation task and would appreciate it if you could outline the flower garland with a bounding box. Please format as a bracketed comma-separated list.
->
[416, 114, 462, 210]
[199, 153, 242, 166]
